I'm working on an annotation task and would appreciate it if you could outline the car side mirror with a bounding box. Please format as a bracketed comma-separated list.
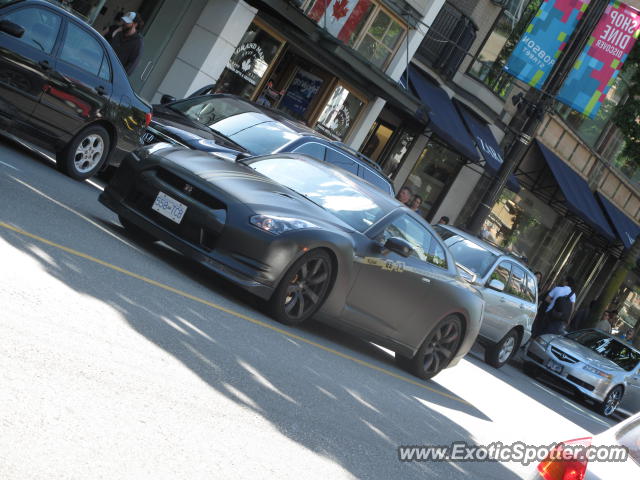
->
[488, 278, 505, 292]
[0, 20, 24, 38]
[384, 237, 413, 258]
[160, 94, 176, 105]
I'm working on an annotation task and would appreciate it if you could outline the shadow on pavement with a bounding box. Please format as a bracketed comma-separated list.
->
[0, 210, 521, 479]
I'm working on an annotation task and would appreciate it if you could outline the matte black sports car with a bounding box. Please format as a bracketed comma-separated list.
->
[99, 144, 484, 379]
[0, 0, 151, 180]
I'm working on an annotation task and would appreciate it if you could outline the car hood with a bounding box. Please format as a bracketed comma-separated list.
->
[158, 149, 355, 232]
[550, 336, 626, 372]
[150, 105, 247, 154]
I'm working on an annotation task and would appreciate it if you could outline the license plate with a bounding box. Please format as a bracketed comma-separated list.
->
[546, 359, 563, 374]
[152, 191, 187, 224]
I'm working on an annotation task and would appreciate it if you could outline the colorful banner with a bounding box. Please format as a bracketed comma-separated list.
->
[557, 1, 640, 118]
[504, 0, 591, 88]
[307, 0, 372, 44]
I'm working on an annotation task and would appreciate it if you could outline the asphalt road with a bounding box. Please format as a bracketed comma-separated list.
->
[0, 140, 620, 479]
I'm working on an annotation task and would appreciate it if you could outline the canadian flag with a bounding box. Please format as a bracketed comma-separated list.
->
[307, 0, 372, 44]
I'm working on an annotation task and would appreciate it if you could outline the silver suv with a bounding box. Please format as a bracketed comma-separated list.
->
[434, 225, 538, 368]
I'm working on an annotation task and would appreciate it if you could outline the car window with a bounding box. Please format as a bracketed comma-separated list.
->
[292, 142, 326, 161]
[565, 330, 640, 371]
[378, 214, 443, 266]
[325, 148, 359, 174]
[247, 156, 386, 232]
[525, 273, 537, 303]
[361, 167, 393, 195]
[2, 7, 61, 54]
[616, 417, 640, 466]
[59, 22, 109, 79]
[444, 237, 499, 277]
[506, 265, 526, 299]
[229, 121, 300, 155]
[490, 261, 511, 288]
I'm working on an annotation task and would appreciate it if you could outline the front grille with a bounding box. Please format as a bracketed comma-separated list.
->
[551, 347, 579, 364]
[156, 168, 225, 211]
[567, 375, 595, 392]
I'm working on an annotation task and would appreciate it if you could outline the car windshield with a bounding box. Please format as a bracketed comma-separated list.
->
[169, 96, 260, 126]
[434, 229, 497, 277]
[565, 330, 640, 371]
[247, 157, 386, 232]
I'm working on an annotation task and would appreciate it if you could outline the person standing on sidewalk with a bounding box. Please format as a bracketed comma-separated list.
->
[541, 276, 576, 335]
[107, 12, 144, 75]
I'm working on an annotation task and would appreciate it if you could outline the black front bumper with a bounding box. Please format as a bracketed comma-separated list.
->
[98, 160, 274, 300]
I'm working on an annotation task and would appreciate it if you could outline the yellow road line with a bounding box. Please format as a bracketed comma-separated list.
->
[0, 220, 471, 406]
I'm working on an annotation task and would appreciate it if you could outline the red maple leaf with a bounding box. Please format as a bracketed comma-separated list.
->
[332, 0, 349, 20]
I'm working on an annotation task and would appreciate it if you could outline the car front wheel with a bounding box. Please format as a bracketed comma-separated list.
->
[269, 250, 333, 326]
[400, 315, 464, 380]
[58, 125, 111, 180]
[599, 385, 623, 417]
[485, 329, 520, 368]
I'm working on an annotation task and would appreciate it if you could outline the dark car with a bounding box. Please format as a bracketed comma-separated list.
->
[143, 93, 395, 195]
[0, 0, 151, 179]
[99, 144, 484, 379]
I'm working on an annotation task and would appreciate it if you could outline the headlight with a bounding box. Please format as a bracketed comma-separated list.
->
[250, 215, 319, 235]
[534, 336, 551, 349]
[134, 142, 173, 161]
[582, 365, 612, 379]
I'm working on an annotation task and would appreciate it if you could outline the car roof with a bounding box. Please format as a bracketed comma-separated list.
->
[437, 225, 532, 270]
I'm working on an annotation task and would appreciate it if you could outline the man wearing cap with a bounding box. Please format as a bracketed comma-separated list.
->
[108, 12, 144, 75]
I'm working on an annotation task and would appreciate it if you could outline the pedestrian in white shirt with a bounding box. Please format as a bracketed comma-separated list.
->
[541, 276, 576, 334]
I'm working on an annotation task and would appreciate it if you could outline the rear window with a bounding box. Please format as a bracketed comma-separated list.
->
[229, 122, 300, 155]
[361, 167, 393, 195]
[616, 417, 640, 466]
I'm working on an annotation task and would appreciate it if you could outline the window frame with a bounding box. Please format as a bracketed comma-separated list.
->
[58, 20, 111, 80]
[0, 5, 63, 55]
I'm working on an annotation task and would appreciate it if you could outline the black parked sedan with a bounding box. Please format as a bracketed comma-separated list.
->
[99, 144, 484, 379]
[143, 93, 395, 195]
[0, 0, 151, 179]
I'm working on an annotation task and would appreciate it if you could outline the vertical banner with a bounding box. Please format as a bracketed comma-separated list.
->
[557, 1, 640, 118]
[504, 0, 591, 88]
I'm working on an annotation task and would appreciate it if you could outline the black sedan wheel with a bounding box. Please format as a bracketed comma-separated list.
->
[58, 125, 111, 180]
[599, 385, 623, 417]
[402, 316, 463, 380]
[269, 250, 333, 326]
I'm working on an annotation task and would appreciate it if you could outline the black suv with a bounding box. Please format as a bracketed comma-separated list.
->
[0, 0, 151, 179]
[144, 93, 394, 195]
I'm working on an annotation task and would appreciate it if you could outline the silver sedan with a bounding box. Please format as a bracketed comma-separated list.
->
[524, 329, 640, 417]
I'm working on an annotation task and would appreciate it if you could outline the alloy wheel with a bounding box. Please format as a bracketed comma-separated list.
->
[422, 317, 462, 377]
[74, 134, 105, 174]
[283, 256, 330, 321]
[498, 335, 516, 364]
[603, 387, 622, 416]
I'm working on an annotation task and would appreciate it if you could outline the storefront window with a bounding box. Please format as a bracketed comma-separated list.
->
[315, 85, 365, 140]
[380, 131, 414, 178]
[278, 68, 325, 120]
[468, 0, 542, 97]
[401, 139, 464, 220]
[215, 23, 283, 100]
[306, 0, 406, 69]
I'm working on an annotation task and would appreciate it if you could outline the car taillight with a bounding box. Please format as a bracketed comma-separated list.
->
[537, 437, 592, 480]
[145, 112, 152, 127]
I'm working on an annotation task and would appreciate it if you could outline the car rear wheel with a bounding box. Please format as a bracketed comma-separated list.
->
[402, 315, 463, 380]
[485, 329, 520, 368]
[269, 250, 333, 326]
[118, 215, 155, 243]
[58, 125, 111, 180]
[599, 385, 623, 417]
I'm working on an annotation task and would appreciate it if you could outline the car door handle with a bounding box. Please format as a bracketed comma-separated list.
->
[421, 277, 431, 284]
[95, 85, 106, 96]
[38, 60, 51, 71]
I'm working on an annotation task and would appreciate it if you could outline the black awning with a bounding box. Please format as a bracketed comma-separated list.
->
[596, 192, 640, 249]
[455, 101, 521, 193]
[536, 141, 615, 241]
[407, 68, 480, 161]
